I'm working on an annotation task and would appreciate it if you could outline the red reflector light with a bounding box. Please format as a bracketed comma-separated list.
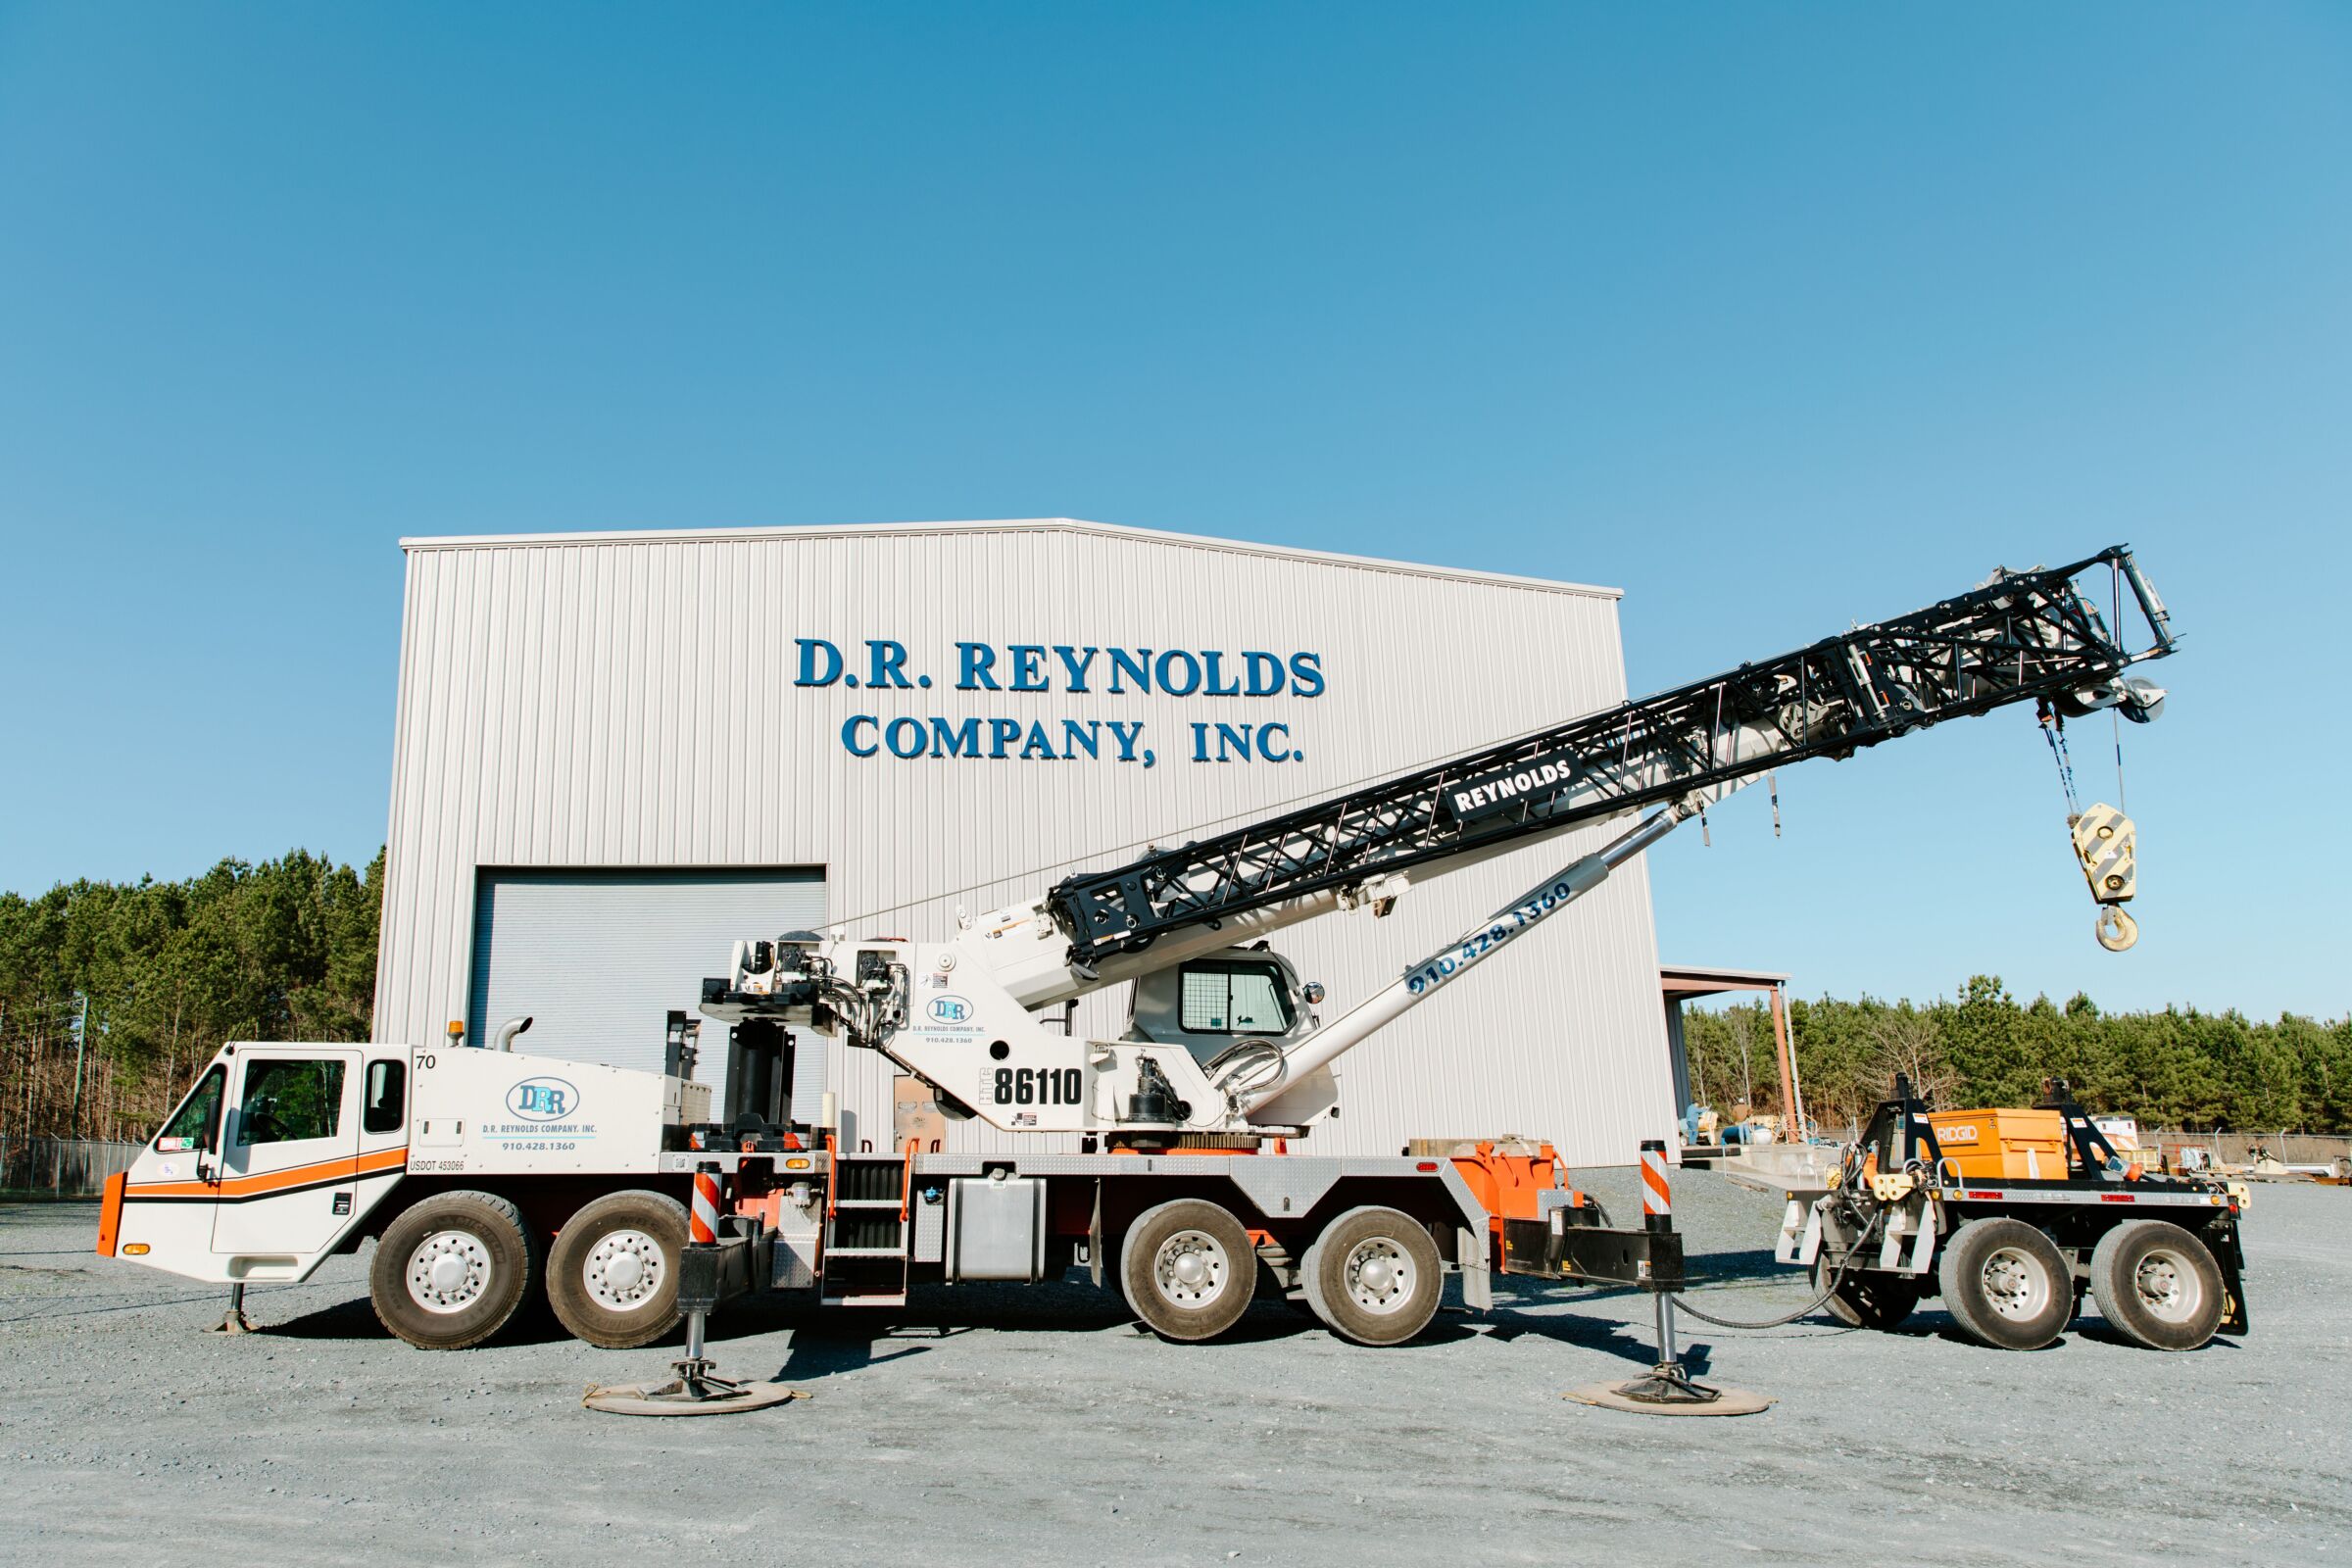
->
[2100, 1194, 2135, 1202]
[1965, 1190, 2001, 1200]
[1415, 1161, 1438, 1172]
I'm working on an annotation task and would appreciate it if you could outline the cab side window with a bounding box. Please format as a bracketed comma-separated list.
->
[1178, 962, 1296, 1035]
[157, 1066, 224, 1152]
[364, 1058, 407, 1135]
[236, 1058, 347, 1147]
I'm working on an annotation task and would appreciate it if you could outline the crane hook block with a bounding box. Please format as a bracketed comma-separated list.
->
[2071, 802, 2137, 906]
[2074, 803, 2139, 951]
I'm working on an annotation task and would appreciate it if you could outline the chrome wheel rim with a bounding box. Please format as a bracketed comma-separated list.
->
[406, 1230, 492, 1315]
[1980, 1246, 2052, 1321]
[1343, 1237, 1413, 1316]
[1152, 1228, 1230, 1308]
[584, 1227, 666, 1312]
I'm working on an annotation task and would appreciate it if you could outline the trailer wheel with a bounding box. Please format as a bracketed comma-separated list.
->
[547, 1190, 689, 1349]
[1936, 1217, 2071, 1350]
[1813, 1258, 1923, 1331]
[369, 1190, 541, 1350]
[1119, 1199, 1256, 1343]
[1300, 1206, 1444, 1348]
[2090, 1220, 2225, 1351]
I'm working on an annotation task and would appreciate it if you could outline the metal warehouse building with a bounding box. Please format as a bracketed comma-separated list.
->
[372, 518, 1676, 1163]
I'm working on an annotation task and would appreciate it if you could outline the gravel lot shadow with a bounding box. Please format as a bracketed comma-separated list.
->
[240, 1295, 387, 1340]
[1478, 1305, 1715, 1372]
[261, 1291, 577, 1346]
[1681, 1246, 1788, 1286]
[766, 1323, 949, 1380]
[720, 1278, 1328, 1343]
[1859, 1309, 2089, 1351]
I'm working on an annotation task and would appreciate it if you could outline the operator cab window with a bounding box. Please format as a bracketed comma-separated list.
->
[364, 1058, 407, 1135]
[236, 1058, 346, 1147]
[1178, 962, 1295, 1035]
[155, 1066, 224, 1152]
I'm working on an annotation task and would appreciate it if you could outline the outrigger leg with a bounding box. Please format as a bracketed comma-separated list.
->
[206, 1282, 257, 1335]
[1565, 1141, 1775, 1417]
[583, 1163, 801, 1417]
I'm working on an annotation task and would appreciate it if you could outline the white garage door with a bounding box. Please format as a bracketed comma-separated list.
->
[467, 867, 827, 1111]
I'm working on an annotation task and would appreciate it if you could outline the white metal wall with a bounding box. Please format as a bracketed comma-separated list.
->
[466, 867, 826, 1091]
[374, 518, 1677, 1164]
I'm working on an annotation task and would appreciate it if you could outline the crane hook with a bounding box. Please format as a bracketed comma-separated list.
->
[2071, 803, 2140, 952]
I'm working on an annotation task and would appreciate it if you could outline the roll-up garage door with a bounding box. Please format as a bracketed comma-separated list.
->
[467, 867, 827, 1112]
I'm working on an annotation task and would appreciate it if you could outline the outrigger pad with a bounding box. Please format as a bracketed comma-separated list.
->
[1564, 1382, 1776, 1418]
[582, 1380, 804, 1417]
[582, 1363, 808, 1418]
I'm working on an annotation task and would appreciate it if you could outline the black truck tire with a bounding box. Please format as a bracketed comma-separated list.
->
[1119, 1198, 1257, 1342]
[369, 1190, 541, 1350]
[1936, 1217, 2072, 1351]
[2090, 1220, 2226, 1351]
[547, 1190, 689, 1349]
[1300, 1206, 1444, 1348]
[1814, 1257, 1924, 1331]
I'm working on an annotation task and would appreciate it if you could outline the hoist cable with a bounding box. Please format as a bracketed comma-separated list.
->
[2112, 710, 2127, 814]
[2037, 701, 2082, 817]
[2111, 562, 2130, 813]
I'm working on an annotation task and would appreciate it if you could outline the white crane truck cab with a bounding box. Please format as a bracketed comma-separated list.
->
[99, 1038, 711, 1348]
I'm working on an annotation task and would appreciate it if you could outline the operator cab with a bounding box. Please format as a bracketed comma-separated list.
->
[1123, 946, 1340, 1128]
[1123, 946, 1315, 1061]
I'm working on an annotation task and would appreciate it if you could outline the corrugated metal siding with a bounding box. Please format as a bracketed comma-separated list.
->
[375, 520, 1676, 1164]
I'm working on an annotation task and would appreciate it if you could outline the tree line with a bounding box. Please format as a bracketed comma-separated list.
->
[1682, 975, 2352, 1135]
[5, 851, 2346, 1144]
[1, 851, 381, 1144]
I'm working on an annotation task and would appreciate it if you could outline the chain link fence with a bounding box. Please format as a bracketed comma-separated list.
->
[0, 1137, 143, 1198]
[2139, 1130, 2352, 1168]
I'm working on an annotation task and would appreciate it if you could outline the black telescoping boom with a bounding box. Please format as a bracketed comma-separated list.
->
[1049, 547, 2174, 966]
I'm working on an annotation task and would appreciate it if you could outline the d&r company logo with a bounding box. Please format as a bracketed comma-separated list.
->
[926, 996, 974, 1026]
[508, 1077, 579, 1121]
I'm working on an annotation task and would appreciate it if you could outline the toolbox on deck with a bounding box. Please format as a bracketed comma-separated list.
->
[1926, 1108, 2070, 1180]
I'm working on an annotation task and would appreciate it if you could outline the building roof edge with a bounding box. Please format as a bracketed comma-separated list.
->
[395, 516, 1622, 599]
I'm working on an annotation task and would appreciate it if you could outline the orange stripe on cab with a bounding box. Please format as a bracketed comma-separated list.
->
[123, 1145, 410, 1200]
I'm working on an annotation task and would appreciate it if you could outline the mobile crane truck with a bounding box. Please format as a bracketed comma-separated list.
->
[97, 548, 2194, 1363]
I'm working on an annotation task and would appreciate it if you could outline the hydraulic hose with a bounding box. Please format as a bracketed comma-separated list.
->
[1666, 1260, 1849, 1331]
[1660, 1203, 1886, 1331]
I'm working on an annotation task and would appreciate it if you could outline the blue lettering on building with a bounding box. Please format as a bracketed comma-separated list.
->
[806, 639, 1325, 766]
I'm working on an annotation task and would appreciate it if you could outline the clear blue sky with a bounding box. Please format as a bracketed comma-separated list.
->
[1, 5, 2344, 1018]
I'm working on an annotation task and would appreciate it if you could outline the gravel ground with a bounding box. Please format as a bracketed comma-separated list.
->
[2, 1168, 2344, 1566]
